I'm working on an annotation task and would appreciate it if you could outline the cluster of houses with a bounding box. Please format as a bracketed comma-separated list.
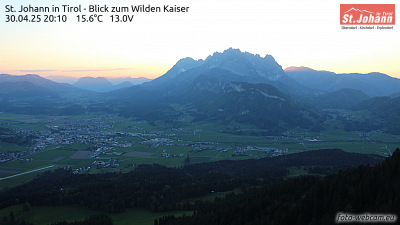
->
[1, 114, 324, 168]
[0, 116, 134, 163]
[93, 158, 120, 168]
[88, 146, 119, 158]
[357, 132, 375, 141]
[188, 142, 217, 153]
[141, 138, 174, 148]
[232, 149, 249, 157]
[19, 158, 33, 163]
[0, 151, 30, 163]
[72, 167, 91, 174]
[63, 159, 121, 175]
[2, 118, 290, 167]
[63, 165, 91, 174]
[266, 148, 288, 157]
[43, 122, 132, 147]
[0, 128, 49, 163]
[232, 146, 288, 157]
[160, 151, 184, 158]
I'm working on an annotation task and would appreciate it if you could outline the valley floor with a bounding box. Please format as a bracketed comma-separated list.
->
[0, 112, 399, 189]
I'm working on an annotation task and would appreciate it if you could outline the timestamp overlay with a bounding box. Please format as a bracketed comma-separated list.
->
[2, 2, 190, 24]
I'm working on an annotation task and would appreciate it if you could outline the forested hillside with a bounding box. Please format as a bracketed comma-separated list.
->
[158, 149, 400, 225]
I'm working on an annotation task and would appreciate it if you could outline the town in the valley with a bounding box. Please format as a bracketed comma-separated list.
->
[0, 113, 291, 175]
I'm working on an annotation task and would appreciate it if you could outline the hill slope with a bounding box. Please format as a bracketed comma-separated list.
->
[285, 67, 400, 97]
[357, 96, 400, 134]
[0, 74, 86, 96]
[310, 88, 370, 109]
[73, 77, 114, 92]
[159, 148, 399, 225]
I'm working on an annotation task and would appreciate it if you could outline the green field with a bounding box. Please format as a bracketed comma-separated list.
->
[0, 204, 192, 225]
[0, 142, 26, 153]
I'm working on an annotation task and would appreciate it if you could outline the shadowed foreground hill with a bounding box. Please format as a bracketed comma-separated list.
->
[158, 149, 400, 225]
[0, 149, 385, 225]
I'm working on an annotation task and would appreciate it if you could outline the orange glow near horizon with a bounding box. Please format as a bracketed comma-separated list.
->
[1, 0, 399, 80]
[0, 63, 171, 79]
[1, 52, 400, 79]
[2, 61, 399, 80]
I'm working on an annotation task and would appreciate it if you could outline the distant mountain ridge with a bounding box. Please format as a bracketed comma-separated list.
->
[106, 77, 151, 85]
[0, 74, 85, 96]
[46, 75, 152, 85]
[0, 75, 85, 115]
[391, 91, 400, 98]
[284, 67, 400, 97]
[310, 88, 370, 109]
[73, 77, 114, 92]
[73, 76, 151, 92]
[0, 81, 58, 99]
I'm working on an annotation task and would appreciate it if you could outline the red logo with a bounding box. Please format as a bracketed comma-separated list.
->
[340, 4, 395, 25]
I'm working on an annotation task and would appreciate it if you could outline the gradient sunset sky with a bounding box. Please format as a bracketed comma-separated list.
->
[1, 0, 399, 79]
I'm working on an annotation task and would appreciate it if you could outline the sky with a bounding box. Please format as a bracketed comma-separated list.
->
[1, 0, 399, 79]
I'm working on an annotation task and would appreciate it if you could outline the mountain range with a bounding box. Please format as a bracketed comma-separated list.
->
[46, 75, 152, 86]
[285, 66, 400, 97]
[72, 77, 142, 92]
[0, 74, 85, 96]
[145, 48, 315, 98]
[1, 48, 400, 133]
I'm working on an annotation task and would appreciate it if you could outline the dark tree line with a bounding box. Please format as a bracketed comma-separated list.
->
[0, 149, 383, 214]
[0, 149, 385, 225]
[158, 148, 400, 225]
[50, 215, 112, 225]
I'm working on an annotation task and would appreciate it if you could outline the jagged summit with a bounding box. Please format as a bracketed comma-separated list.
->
[171, 57, 204, 74]
[202, 48, 284, 80]
[147, 57, 203, 86]
[147, 48, 288, 90]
